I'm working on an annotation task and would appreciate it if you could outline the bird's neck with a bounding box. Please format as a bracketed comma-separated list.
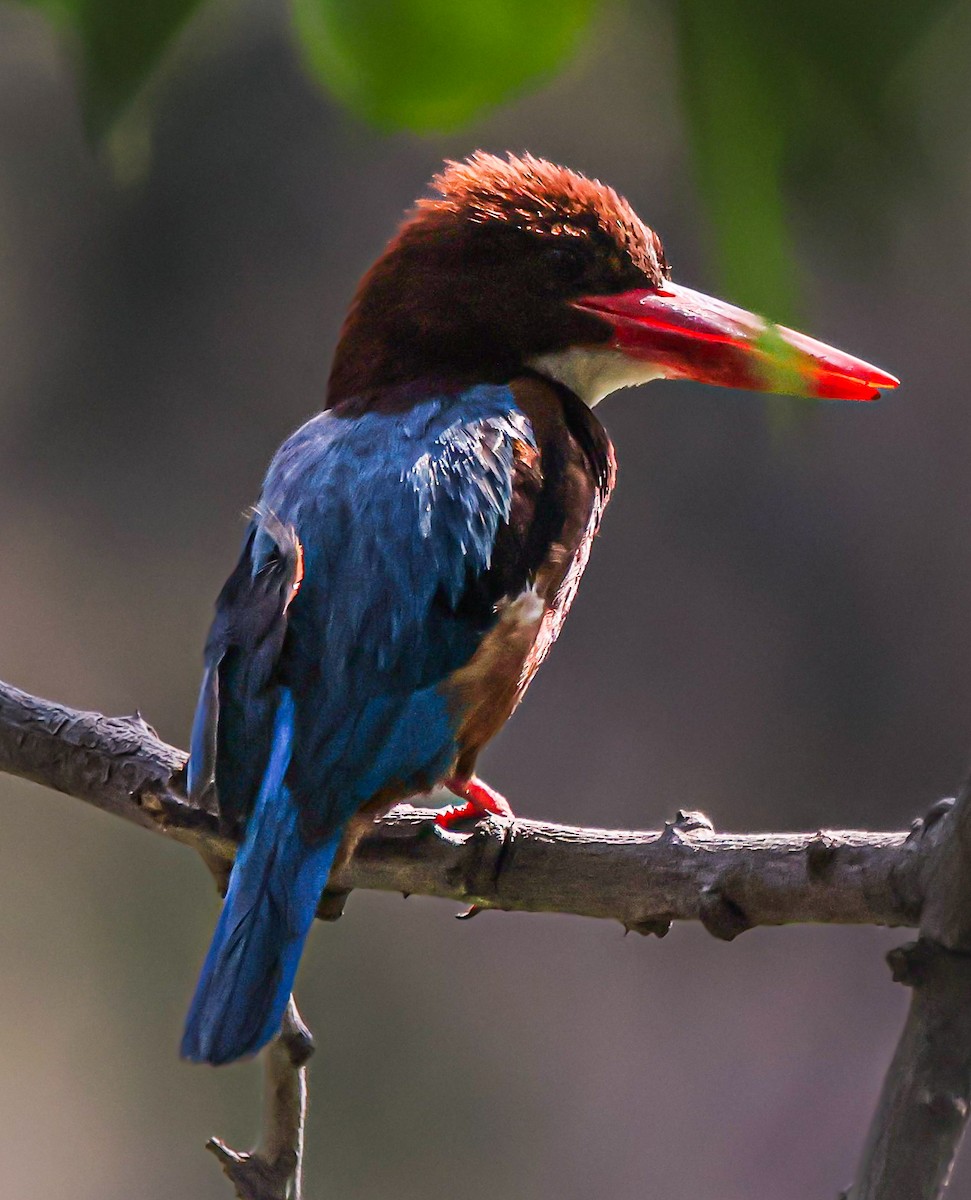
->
[527, 346, 665, 408]
[328, 313, 660, 411]
[327, 318, 520, 408]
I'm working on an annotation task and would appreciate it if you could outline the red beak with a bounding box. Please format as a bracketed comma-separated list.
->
[574, 283, 899, 401]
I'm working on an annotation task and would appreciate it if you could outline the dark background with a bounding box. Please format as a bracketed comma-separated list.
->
[1, 1, 970, 1196]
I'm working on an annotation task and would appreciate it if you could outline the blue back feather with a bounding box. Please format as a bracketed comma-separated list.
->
[183, 385, 533, 1063]
[264, 386, 532, 836]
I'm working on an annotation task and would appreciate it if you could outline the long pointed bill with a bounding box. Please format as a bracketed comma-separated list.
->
[574, 284, 899, 401]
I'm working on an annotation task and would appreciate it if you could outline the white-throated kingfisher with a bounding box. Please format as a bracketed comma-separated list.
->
[181, 152, 898, 1065]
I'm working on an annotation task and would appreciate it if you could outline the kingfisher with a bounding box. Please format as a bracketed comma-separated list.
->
[181, 152, 898, 1065]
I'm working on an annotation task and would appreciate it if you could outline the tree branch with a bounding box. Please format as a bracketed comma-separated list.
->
[4, 675, 970, 1200]
[208, 998, 314, 1200]
[846, 784, 971, 1199]
[0, 677, 934, 934]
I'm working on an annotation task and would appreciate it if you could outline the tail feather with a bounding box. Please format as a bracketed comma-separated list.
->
[181, 691, 342, 1065]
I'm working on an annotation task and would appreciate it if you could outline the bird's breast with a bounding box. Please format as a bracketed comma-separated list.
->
[445, 373, 616, 778]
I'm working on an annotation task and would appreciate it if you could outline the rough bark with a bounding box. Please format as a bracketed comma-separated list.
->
[208, 999, 315, 1200]
[6, 675, 971, 1200]
[0, 678, 934, 935]
[846, 787, 971, 1199]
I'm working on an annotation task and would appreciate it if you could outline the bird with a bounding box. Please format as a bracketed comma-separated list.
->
[181, 151, 898, 1065]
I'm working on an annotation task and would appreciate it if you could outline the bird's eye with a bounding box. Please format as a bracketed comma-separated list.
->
[547, 240, 587, 283]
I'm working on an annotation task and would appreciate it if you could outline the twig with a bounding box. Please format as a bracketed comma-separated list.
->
[208, 997, 315, 1200]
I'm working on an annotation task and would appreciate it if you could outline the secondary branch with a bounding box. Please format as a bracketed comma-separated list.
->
[846, 777, 971, 1199]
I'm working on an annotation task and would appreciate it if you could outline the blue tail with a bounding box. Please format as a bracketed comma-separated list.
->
[181, 692, 342, 1065]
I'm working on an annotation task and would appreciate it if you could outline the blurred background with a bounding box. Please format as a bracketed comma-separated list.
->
[1, 1, 971, 1196]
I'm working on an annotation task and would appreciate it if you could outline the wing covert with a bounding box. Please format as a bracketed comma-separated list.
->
[188, 509, 304, 829]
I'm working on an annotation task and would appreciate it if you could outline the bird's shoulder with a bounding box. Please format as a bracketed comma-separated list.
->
[264, 381, 531, 493]
[256, 382, 534, 587]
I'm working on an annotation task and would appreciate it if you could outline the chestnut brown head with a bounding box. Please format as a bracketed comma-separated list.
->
[328, 152, 897, 407]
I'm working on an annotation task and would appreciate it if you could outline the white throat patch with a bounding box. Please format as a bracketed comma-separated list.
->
[527, 347, 665, 407]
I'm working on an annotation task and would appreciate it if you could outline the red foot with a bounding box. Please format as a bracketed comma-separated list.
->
[435, 775, 515, 829]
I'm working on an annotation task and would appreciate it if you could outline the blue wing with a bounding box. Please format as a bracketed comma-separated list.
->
[187, 509, 304, 824]
[258, 384, 533, 836]
[182, 384, 534, 1063]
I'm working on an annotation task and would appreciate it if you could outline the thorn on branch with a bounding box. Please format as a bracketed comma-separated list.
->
[908, 797, 956, 843]
[207, 1137, 298, 1200]
[317, 887, 351, 922]
[887, 940, 926, 987]
[622, 917, 672, 937]
[279, 1005, 315, 1068]
[125, 709, 160, 738]
[675, 808, 714, 833]
[806, 832, 840, 881]
[699, 884, 752, 941]
[887, 937, 964, 989]
[661, 809, 715, 844]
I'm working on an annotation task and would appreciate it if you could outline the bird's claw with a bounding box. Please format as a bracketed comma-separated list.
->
[434, 799, 480, 830]
[435, 774, 515, 830]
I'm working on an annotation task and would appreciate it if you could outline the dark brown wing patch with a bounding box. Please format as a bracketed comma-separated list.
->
[446, 373, 616, 777]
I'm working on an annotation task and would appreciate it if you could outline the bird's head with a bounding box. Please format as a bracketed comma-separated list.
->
[328, 152, 897, 407]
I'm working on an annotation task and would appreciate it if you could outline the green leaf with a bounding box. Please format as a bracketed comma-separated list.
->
[674, 0, 956, 324]
[676, 1, 798, 324]
[22, 0, 205, 138]
[291, 0, 600, 133]
[673, 1, 957, 432]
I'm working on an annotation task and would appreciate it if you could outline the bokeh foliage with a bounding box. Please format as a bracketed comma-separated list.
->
[292, 0, 597, 132]
[16, 0, 961, 318]
[675, 0, 955, 320]
[23, 0, 202, 137]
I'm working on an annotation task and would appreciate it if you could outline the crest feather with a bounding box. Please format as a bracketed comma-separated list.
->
[418, 151, 667, 283]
